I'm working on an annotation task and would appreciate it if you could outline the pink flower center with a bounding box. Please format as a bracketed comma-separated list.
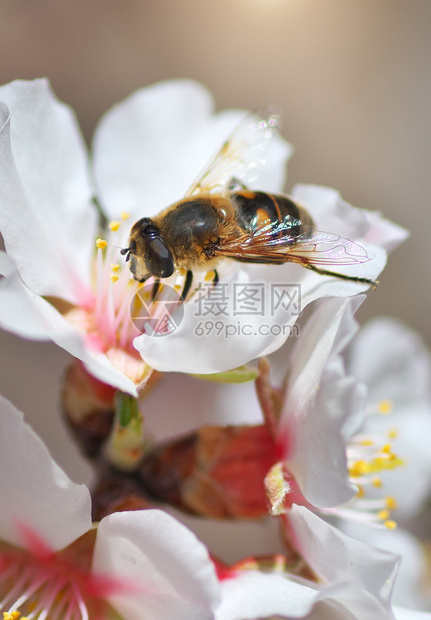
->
[0, 527, 126, 620]
[61, 218, 150, 384]
[69, 219, 141, 352]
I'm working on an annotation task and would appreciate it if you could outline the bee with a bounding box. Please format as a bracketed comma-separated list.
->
[121, 111, 378, 295]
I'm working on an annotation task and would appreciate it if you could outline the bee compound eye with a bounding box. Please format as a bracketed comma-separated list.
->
[145, 237, 175, 278]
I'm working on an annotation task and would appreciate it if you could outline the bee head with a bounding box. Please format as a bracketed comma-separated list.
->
[122, 217, 175, 281]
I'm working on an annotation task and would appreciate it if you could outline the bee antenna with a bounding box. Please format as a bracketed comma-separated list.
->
[120, 247, 131, 262]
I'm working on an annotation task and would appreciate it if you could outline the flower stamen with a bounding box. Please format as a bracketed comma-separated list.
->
[317, 405, 404, 530]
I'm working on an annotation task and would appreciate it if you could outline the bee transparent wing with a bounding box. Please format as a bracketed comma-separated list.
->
[275, 232, 373, 265]
[218, 226, 373, 266]
[185, 108, 282, 196]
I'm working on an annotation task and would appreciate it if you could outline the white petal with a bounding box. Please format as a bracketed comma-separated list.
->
[362, 211, 409, 253]
[348, 318, 431, 408]
[0, 256, 138, 395]
[281, 297, 366, 507]
[0, 252, 61, 339]
[291, 184, 407, 252]
[288, 506, 400, 619]
[340, 522, 429, 611]
[216, 570, 320, 620]
[0, 79, 97, 302]
[94, 80, 217, 220]
[135, 266, 307, 373]
[291, 185, 370, 238]
[93, 79, 291, 235]
[0, 394, 91, 550]
[285, 184, 394, 298]
[92, 509, 220, 620]
[393, 607, 431, 619]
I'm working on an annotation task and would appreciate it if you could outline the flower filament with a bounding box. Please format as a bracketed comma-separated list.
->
[0, 548, 94, 620]
[319, 411, 403, 530]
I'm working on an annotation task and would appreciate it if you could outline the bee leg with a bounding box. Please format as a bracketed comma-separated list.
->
[303, 263, 379, 290]
[213, 269, 219, 286]
[228, 177, 249, 191]
[151, 279, 161, 301]
[180, 270, 194, 301]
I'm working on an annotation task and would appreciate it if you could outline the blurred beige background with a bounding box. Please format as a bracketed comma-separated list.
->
[0, 0, 430, 482]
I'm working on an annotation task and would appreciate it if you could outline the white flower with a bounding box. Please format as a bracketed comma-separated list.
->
[215, 505, 401, 620]
[0, 78, 407, 387]
[0, 394, 220, 619]
[346, 317, 431, 521]
[274, 304, 431, 612]
[335, 318, 431, 611]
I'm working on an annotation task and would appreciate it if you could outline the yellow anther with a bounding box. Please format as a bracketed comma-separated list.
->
[174, 284, 181, 292]
[178, 268, 187, 276]
[264, 461, 291, 516]
[378, 509, 390, 520]
[382, 444, 392, 455]
[109, 220, 121, 231]
[96, 238, 108, 249]
[385, 496, 398, 510]
[372, 476, 382, 488]
[384, 520, 397, 530]
[110, 274, 120, 284]
[350, 460, 371, 476]
[378, 399, 393, 415]
[121, 211, 130, 220]
[205, 270, 216, 282]
[356, 484, 365, 497]
[111, 263, 120, 272]
[360, 439, 374, 446]
[373, 457, 389, 468]
[371, 455, 404, 471]
[388, 428, 398, 440]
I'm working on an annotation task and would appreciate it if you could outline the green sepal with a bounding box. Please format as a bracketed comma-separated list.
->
[190, 365, 258, 384]
[115, 392, 141, 433]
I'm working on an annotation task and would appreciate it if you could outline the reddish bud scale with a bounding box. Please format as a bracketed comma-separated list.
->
[139, 425, 277, 518]
[62, 361, 116, 458]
